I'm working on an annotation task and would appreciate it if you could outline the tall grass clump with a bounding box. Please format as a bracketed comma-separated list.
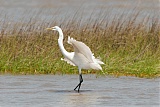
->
[0, 10, 159, 78]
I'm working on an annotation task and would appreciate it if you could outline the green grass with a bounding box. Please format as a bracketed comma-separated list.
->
[0, 10, 159, 78]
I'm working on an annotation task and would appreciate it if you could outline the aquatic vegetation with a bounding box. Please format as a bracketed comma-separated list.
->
[0, 10, 159, 78]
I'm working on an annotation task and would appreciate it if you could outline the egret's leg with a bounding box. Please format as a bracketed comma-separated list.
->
[74, 83, 80, 91]
[74, 74, 83, 92]
[74, 74, 81, 90]
[78, 74, 83, 92]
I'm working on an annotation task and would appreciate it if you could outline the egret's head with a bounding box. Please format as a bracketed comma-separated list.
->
[46, 26, 60, 31]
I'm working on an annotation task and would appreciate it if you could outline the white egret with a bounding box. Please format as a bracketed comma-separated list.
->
[46, 26, 104, 92]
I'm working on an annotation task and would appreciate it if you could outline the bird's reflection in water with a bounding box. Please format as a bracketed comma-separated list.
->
[62, 91, 100, 106]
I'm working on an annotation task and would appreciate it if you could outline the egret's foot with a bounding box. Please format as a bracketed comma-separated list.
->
[74, 83, 81, 92]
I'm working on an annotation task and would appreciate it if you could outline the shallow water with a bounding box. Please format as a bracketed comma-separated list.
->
[0, 75, 159, 107]
[0, 0, 159, 24]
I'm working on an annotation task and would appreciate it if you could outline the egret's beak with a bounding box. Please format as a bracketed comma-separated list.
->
[45, 28, 53, 30]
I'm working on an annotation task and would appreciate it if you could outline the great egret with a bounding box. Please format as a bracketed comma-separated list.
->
[46, 26, 104, 92]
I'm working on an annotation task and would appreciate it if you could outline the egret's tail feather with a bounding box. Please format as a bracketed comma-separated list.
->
[95, 58, 104, 65]
[90, 63, 102, 70]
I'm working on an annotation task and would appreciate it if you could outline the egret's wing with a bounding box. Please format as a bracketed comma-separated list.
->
[61, 58, 76, 66]
[68, 36, 94, 63]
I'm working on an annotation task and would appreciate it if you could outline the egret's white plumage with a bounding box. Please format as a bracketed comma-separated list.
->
[47, 26, 104, 92]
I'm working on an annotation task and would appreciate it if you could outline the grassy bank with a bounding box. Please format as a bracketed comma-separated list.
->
[0, 11, 159, 78]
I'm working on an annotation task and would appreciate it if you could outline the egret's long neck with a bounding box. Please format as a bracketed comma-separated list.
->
[57, 29, 68, 56]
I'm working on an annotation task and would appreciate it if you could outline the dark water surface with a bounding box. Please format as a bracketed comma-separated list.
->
[0, 75, 159, 107]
